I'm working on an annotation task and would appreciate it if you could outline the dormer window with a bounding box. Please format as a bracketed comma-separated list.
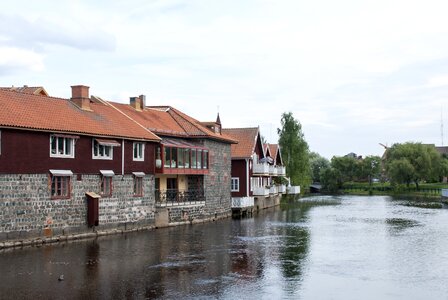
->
[50, 134, 77, 158]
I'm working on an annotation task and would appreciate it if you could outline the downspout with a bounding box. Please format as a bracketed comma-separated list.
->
[246, 158, 250, 197]
[122, 139, 125, 175]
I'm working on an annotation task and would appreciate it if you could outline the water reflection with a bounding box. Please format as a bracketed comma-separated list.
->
[1, 196, 448, 299]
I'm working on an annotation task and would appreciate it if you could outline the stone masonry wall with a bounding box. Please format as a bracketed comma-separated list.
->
[0, 174, 155, 241]
[203, 140, 232, 218]
[168, 205, 205, 223]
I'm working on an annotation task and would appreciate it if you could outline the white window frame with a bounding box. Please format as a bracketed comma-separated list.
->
[50, 135, 75, 158]
[231, 177, 240, 192]
[133, 142, 145, 161]
[92, 139, 113, 160]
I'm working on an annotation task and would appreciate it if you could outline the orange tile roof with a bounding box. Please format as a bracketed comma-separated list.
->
[109, 103, 237, 143]
[222, 127, 259, 158]
[0, 86, 48, 96]
[0, 89, 159, 141]
[266, 143, 283, 165]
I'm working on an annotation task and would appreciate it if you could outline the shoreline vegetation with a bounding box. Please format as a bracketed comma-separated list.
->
[319, 182, 448, 209]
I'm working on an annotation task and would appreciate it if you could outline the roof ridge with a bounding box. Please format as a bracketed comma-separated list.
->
[222, 127, 259, 130]
[168, 107, 208, 135]
[1, 88, 62, 101]
[105, 101, 161, 141]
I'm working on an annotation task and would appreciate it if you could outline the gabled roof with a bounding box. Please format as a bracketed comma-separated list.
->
[266, 143, 283, 166]
[0, 86, 48, 96]
[264, 143, 272, 158]
[0, 89, 160, 141]
[109, 103, 237, 144]
[222, 127, 263, 159]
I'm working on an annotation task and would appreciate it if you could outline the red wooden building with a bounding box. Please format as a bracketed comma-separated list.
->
[222, 127, 288, 213]
[0, 84, 236, 242]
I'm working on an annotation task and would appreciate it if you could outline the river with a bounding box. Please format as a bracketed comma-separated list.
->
[1, 195, 448, 299]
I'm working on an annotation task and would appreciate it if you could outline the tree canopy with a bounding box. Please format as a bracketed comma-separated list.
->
[309, 152, 330, 183]
[385, 142, 446, 189]
[277, 112, 311, 189]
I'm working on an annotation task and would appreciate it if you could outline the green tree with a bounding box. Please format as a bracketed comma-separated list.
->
[331, 156, 358, 182]
[357, 155, 382, 186]
[320, 167, 341, 193]
[385, 142, 443, 189]
[309, 152, 330, 183]
[277, 112, 311, 190]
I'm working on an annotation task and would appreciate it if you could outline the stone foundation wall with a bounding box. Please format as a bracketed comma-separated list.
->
[168, 205, 205, 223]
[203, 140, 232, 217]
[0, 173, 155, 241]
[254, 194, 282, 211]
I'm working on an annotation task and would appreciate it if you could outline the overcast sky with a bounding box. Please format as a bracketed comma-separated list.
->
[2, 0, 448, 158]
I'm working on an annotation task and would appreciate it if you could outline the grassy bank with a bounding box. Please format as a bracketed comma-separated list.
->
[341, 182, 446, 200]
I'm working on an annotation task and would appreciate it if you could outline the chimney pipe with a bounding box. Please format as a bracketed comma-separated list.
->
[130, 95, 146, 111]
[71, 85, 92, 111]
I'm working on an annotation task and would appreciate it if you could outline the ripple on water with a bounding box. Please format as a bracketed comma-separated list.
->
[148, 259, 206, 269]
[385, 218, 420, 228]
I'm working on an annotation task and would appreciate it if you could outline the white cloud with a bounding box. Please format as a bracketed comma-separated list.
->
[2, 0, 448, 158]
[425, 75, 448, 88]
[0, 46, 44, 73]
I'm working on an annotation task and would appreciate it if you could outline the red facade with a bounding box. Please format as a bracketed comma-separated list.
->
[0, 128, 156, 175]
[231, 159, 248, 197]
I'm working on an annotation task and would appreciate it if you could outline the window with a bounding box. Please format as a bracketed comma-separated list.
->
[101, 176, 113, 196]
[231, 177, 240, 192]
[197, 149, 202, 169]
[133, 172, 145, 196]
[50, 135, 75, 158]
[191, 149, 197, 169]
[0, 130, 2, 155]
[92, 139, 114, 159]
[171, 147, 177, 168]
[133, 142, 145, 161]
[164, 147, 171, 168]
[178, 148, 185, 168]
[185, 148, 190, 168]
[49, 170, 73, 199]
[100, 170, 114, 197]
[203, 150, 208, 169]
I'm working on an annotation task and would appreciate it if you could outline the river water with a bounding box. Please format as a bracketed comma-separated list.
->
[1, 195, 448, 299]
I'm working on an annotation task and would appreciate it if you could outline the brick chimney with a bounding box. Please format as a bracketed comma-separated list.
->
[71, 85, 92, 111]
[130, 94, 146, 111]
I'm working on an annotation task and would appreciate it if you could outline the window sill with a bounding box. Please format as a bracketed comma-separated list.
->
[93, 156, 113, 160]
[50, 155, 75, 159]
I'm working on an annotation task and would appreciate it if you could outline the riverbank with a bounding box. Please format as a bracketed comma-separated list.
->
[341, 182, 445, 199]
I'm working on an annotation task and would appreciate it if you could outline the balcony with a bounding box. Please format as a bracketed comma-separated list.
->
[269, 185, 278, 194]
[253, 162, 269, 175]
[231, 197, 254, 208]
[269, 165, 278, 176]
[277, 166, 286, 176]
[278, 184, 286, 194]
[253, 186, 270, 196]
[287, 186, 301, 195]
[155, 189, 205, 207]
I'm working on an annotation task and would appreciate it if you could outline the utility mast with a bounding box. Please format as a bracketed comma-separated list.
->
[441, 106, 444, 146]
